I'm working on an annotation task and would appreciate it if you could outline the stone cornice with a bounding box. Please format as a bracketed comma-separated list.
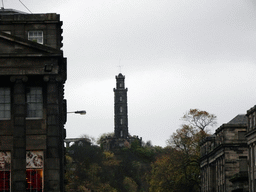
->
[0, 31, 63, 54]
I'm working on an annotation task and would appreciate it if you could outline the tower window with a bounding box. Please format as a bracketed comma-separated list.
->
[120, 130, 123, 137]
[0, 88, 11, 119]
[120, 97, 122, 101]
[28, 31, 43, 44]
[26, 87, 43, 118]
[120, 83, 123, 88]
[120, 107, 123, 113]
[120, 119, 123, 125]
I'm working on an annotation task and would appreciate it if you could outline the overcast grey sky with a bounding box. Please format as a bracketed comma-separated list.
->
[4, 0, 256, 146]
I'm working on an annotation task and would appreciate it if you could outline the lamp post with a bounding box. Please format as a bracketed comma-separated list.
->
[67, 110, 86, 115]
[64, 110, 86, 147]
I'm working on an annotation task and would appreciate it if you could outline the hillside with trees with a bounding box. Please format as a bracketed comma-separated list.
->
[65, 109, 216, 192]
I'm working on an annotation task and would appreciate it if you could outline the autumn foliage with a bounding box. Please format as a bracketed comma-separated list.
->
[148, 109, 215, 192]
[182, 109, 217, 131]
[65, 109, 215, 192]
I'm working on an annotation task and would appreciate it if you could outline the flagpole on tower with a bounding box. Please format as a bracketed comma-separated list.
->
[1, 0, 4, 9]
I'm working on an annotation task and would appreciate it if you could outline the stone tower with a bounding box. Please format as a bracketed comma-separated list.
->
[101, 73, 141, 150]
[114, 73, 128, 138]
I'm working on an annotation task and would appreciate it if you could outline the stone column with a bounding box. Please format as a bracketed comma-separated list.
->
[44, 76, 64, 192]
[10, 76, 27, 192]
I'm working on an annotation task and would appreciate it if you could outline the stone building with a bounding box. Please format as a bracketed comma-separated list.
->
[0, 8, 66, 191]
[200, 115, 248, 192]
[246, 105, 256, 192]
[101, 73, 141, 150]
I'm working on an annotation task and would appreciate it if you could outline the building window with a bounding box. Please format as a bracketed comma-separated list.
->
[28, 31, 43, 44]
[254, 114, 256, 127]
[120, 119, 123, 125]
[0, 88, 11, 119]
[26, 151, 43, 192]
[239, 156, 248, 172]
[120, 97, 122, 102]
[254, 146, 256, 166]
[250, 116, 253, 129]
[252, 115, 254, 129]
[120, 106, 123, 113]
[26, 87, 43, 118]
[120, 130, 123, 137]
[251, 146, 254, 169]
[238, 131, 246, 140]
[0, 152, 11, 192]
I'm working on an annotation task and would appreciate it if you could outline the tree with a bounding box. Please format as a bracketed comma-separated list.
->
[148, 148, 184, 192]
[148, 109, 215, 192]
[182, 109, 217, 131]
[164, 126, 203, 192]
[123, 177, 138, 192]
[168, 125, 197, 155]
[97, 132, 114, 146]
[66, 134, 160, 192]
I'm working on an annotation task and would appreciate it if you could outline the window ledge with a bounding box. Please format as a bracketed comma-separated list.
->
[26, 117, 43, 120]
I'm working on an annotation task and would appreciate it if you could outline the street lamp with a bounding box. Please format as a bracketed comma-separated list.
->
[67, 110, 86, 115]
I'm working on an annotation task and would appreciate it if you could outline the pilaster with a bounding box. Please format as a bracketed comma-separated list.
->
[10, 76, 27, 192]
[44, 76, 64, 192]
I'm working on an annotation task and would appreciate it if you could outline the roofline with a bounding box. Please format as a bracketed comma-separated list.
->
[0, 31, 62, 54]
[0, 8, 28, 15]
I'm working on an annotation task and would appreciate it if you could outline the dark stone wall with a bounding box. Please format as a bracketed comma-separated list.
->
[0, 12, 66, 192]
[0, 13, 63, 49]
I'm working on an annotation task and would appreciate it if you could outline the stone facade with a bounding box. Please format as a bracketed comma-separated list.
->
[246, 105, 256, 192]
[0, 8, 66, 191]
[200, 115, 248, 192]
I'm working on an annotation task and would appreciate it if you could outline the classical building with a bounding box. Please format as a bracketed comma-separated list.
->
[101, 73, 141, 150]
[246, 105, 256, 192]
[200, 115, 248, 192]
[0, 8, 66, 191]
